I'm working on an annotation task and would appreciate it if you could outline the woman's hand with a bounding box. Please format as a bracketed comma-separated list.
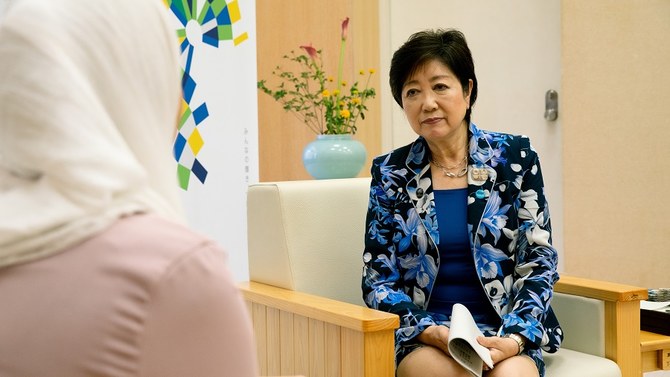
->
[477, 335, 520, 366]
[418, 327, 522, 367]
[417, 325, 451, 355]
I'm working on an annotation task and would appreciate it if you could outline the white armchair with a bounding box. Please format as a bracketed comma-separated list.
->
[241, 178, 647, 377]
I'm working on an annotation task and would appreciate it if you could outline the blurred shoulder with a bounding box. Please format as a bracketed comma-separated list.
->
[112, 213, 212, 247]
[92, 213, 226, 277]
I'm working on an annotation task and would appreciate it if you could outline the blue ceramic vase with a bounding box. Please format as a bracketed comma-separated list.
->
[302, 134, 367, 179]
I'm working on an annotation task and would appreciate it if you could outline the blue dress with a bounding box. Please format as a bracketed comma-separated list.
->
[427, 188, 500, 328]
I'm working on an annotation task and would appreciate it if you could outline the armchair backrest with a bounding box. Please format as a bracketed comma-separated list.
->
[551, 293, 605, 356]
[247, 178, 371, 306]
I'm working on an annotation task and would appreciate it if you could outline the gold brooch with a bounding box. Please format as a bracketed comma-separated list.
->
[470, 166, 488, 182]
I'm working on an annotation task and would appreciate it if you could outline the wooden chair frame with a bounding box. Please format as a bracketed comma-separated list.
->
[554, 275, 647, 377]
[241, 275, 647, 377]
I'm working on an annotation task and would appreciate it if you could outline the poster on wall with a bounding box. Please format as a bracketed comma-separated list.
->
[164, 0, 258, 281]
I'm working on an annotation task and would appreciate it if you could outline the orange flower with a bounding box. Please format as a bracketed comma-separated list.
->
[341, 17, 349, 41]
[300, 44, 318, 60]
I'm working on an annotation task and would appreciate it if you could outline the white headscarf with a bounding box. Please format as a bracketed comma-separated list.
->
[0, 0, 184, 267]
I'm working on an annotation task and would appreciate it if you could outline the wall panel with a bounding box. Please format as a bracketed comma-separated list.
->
[562, 0, 670, 287]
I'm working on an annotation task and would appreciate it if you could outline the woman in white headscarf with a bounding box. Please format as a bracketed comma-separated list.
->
[0, 0, 258, 376]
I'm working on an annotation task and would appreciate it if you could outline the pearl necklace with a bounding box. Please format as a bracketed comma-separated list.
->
[431, 155, 468, 178]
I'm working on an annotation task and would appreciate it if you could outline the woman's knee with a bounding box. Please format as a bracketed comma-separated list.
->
[486, 355, 539, 377]
[397, 345, 471, 377]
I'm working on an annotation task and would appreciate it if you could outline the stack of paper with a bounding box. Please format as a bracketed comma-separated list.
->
[647, 288, 670, 302]
[641, 299, 670, 336]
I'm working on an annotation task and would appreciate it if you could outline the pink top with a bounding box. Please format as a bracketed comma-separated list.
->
[0, 214, 258, 377]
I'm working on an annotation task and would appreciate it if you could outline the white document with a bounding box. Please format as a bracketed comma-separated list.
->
[640, 300, 670, 311]
[448, 303, 495, 377]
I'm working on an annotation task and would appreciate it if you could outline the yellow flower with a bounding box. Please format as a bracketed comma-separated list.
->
[256, 17, 377, 135]
[369, 68, 376, 74]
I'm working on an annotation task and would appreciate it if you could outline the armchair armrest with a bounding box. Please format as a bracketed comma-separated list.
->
[555, 275, 647, 377]
[239, 281, 399, 377]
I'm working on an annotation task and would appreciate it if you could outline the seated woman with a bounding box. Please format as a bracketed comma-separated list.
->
[362, 29, 562, 377]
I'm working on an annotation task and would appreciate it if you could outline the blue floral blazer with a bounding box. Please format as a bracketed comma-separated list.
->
[361, 123, 563, 373]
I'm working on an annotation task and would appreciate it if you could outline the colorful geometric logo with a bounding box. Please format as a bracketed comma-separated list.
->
[165, 0, 248, 190]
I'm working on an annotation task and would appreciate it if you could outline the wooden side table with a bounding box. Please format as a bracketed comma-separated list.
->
[641, 330, 670, 372]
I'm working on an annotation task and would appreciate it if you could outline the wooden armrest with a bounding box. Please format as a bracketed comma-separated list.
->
[239, 281, 398, 332]
[239, 281, 398, 377]
[555, 274, 647, 377]
[555, 274, 648, 302]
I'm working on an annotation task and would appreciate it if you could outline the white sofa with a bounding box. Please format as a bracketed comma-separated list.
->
[241, 178, 647, 377]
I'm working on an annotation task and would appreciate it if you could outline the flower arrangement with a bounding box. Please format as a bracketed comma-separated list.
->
[257, 17, 376, 135]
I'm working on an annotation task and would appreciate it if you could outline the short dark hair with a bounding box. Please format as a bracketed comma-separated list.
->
[389, 29, 478, 124]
